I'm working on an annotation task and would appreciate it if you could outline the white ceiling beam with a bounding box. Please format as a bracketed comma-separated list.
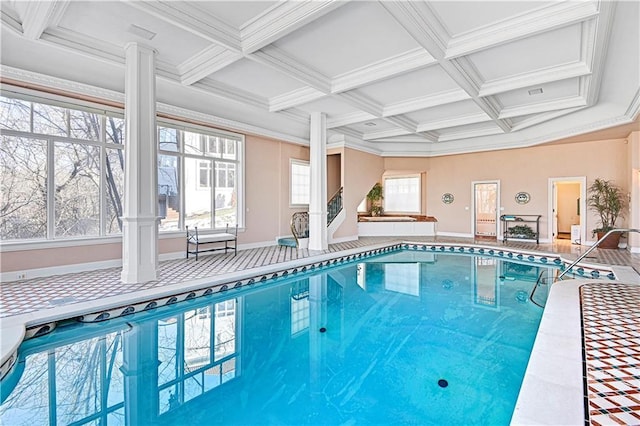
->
[581, 2, 616, 106]
[269, 87, 326, 112]
[329, 126, 364, 141]
[383, 115, 418, 133]
[445, 1, 600, 59]
[1, 6, 23, 35]
[382, 2, 512, 134]
[241, 0, 346, 53]
[127, 1, 241, 51]
[383, 89, 470, 117]
[337, 91, 384, 117]
[331, 48, 436, 93]
[250, 45, 331, 93]
[437, 126, 505, 142]
[327, 111, 377, 129]
[192, 78, 268, 110]
[41, 28, 126, 64]
[416, 113, 491, 133]
[479, 62, 592, 97]
[178, 45, 243, 86]
[21, 1, 69, 40]
[510, 107, 585, 132]
[363, 128, 412, 141]
[498, 96, 587, 119]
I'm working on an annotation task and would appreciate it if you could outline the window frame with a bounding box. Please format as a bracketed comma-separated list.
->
[289, 158, 310, 208]
[383, 174, 422, 214]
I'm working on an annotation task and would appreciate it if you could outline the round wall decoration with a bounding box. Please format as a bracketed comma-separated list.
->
[515, 192, 531, 204]
[442, 193, 454, 204]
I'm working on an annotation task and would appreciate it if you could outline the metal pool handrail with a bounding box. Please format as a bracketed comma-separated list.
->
[556, 228, 640, 280]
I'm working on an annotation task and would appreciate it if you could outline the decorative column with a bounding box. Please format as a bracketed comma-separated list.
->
[121, 43, 159, 283]
[309, 112, 328, 251]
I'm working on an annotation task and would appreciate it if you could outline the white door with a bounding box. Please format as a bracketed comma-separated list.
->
[473, 181, 499, 238]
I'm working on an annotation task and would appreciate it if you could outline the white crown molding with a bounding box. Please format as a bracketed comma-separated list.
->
[416, 112, 491, 133]
[337, 91, 383, 117]
[383, 115, 418, 133]
[327, 133, 383, 156]
[22, 0, 69, 40]
[499, 96, 587, 119]
[157, 103, 309, 146]
[178, 45, 243, 86]
[383, 89, 470, 117]
[368, 134, 435, 143]
[127, 1, 241, 51]
[445, 1, 600, 59]
[624, 87, 640, 120]
[191, 78, 268, 110]
[363, 128, 412, 141]
[437, 125, 504, 142]
[276, 108, 310, 124]
[0, 5, 23, 35]
[250, 45, 331, 93]
[41, 27, 125, 65]
[583, 1, 616, 107]
[269, 86, 326, 112]
[331, 48, 436, 93]
[510, 107, 585, 132]
[241, 1, 345, 53]
[0, 65, 125, 103]
[328, 126, 363, 141]
[479, 61, 591, 97]
[326, 111, 377, 129]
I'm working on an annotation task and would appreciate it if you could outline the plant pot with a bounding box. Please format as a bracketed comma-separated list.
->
[596, 232, 620, 249]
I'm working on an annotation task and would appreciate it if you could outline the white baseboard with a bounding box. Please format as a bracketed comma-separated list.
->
[1, 258, 122, 283]
[436, 232, 473, 238]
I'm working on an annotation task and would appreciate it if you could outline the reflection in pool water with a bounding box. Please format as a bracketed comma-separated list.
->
[0, 251, 555, 425]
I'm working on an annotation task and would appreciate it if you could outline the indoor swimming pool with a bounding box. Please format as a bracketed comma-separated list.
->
[1, 250, 557, 425]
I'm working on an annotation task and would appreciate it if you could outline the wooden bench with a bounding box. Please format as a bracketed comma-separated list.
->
[186, 224, 238, 260]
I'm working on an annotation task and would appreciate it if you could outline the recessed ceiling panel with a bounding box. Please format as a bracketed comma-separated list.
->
[211, 58, 306, 99]
[58, 2, 210, 65]
[468, 24, 582, 82]
[431, 1, 554, 36]
[496, 78, 580, 108]
[296, 97, 360, 116]
[195, 1, 279, 28]
[355, 65, 458, 105]
[404, 100, 485, 123]
[348, 119, 400, 134]
[273, 1, 419, 77]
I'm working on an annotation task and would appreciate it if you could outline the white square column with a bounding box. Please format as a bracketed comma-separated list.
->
[121, 43, 159, 283]
[309, 112, 328, 251]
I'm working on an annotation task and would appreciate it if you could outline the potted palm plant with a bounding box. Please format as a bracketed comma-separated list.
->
[587, 178, 626, 249]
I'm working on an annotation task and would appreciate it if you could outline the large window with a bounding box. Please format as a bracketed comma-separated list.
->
[1, 95, 125, 241]
[1, 93, 244, 242]
[383, 175, 421, 213]
[158, 125, 242, 231]
[290, 159, 310, 206]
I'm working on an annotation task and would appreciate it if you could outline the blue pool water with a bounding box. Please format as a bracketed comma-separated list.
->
[0, 251, 555, 425]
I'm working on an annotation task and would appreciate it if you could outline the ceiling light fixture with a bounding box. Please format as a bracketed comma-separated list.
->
[127, 24, 156, 41]
[364, 122, 377, 126]
[528, 88, 543, 96]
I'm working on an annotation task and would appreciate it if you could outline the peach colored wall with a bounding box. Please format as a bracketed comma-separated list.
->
[424, 139, 629, 240]
[629, 131, 640, 251]
[327, 154, 341, 197]
[334, 147, 384, 238]
[1, 243, 122, 271]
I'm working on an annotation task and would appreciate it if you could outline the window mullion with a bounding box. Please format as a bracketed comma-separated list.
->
[47, 138, 55, 239]
[100, 116, 106, 236]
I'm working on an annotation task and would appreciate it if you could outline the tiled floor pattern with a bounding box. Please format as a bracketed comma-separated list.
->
[582, 283, 640, 426]
[2, 236, 639, 319]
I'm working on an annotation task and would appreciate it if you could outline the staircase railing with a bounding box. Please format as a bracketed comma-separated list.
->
[556, 228, 639, 280]
[327, 187, 343, 226]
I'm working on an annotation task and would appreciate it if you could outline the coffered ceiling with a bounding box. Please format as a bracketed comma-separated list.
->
[1, 1, 638, 156]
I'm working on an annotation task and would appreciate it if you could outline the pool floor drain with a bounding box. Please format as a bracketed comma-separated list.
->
[438, 379, 448, 388]
[319, 327, 327, 333]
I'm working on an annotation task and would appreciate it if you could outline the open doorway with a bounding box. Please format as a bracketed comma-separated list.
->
[548, 177, 586, 244]
[473, 181, 499, 239]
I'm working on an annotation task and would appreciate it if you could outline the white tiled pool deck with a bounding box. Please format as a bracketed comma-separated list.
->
[1, 236, 639, 425]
